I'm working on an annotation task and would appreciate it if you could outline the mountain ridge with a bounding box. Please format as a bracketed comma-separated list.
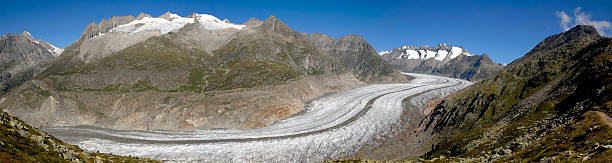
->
[421, 25, 611, 162]
[0, 12, 406, 131]
[0, 31, 62, 95]
[380, 43, 503, 81]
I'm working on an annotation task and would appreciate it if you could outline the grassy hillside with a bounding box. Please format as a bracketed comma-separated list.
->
[422, 25, 612, 161]
[36, 24, 346, 93]
[0, 17, 369, 131]
[0, 110, 158, 162]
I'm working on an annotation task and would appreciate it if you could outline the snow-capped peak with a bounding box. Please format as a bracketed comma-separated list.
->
[449, 46, 463, 59]
[22, 31, 64, 57]
[158, 11, 181, 20]
[379, 44, 474, 61]
[48, 43, 64, 57]
[32, 40, 63, 57]
[22, 31, 33, 38]
[378, 50, 391, 55]
[169, 13, 181, 19]
[110, 12, 245, 35]
[195, 14, 245, 30]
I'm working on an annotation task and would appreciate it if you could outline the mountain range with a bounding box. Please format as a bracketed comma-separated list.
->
[0, 12, 407, 131]
[0, 10, 609, 162]
[0, 31, 62, 95]
[379, 44, 504, 81]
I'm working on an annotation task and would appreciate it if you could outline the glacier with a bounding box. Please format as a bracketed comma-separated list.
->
[46, 73, 472, 162]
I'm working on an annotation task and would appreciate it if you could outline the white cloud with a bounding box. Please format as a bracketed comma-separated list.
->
[555, 7, 611, 36]
[555, 11, 572, 31]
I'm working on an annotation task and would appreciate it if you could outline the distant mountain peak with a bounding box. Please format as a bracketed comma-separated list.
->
[2, 31, 64, 57]
[266, 15, 280, 21]
[261, 15, 296, 36]
[106, 12, 244, 35]
[244, 17, 262, 26]
[380, 43, 503, 81]
[158, 11, 180, 20]
[246, 17, 260, 22]
[0, 31, 61, 79]
[186, 12, 198, 18]
[568, 25, 599, 36]
[80, 12, 247, 41]
[21, 31, 33, 39]
[160, 11, 172, 17]
[136, 12, 152, 20]
[79, 15, 137, 40]
[379, 43, 472, 61]
[553, 25, 601, 43]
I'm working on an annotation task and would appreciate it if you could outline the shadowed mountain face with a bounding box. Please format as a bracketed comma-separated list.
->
[0, 13, 407, 131]
[0, 31, 62, 95]
[303, 33, 401, 83]
[421, 25, 612, 161]
[235, 16, 402, 83]
[380, 44, 504, 81]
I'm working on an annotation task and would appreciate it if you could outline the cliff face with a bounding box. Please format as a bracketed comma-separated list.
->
[78, 15, 137, 40]
[421, 25, 612, 161]
[304, 33, 403, 83]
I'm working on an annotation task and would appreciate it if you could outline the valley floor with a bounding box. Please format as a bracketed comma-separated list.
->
[44, 73, 471, 162]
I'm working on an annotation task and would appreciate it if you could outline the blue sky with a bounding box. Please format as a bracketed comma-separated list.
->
[1, 0, 610, 64]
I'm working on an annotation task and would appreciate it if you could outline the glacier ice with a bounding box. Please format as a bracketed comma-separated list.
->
[46, 73, 471, 162]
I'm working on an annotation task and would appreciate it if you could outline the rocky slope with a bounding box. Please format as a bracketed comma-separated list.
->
[0, 31, 62, 95]
[0, 109, 157, 162]
[421, 25, 612, 162]
[1, 12, 406, 131]
[304, 33, 401, 83]
[380, 44, 504, 81]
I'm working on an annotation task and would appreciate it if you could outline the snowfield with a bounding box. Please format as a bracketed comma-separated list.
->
[46, 73, 471, 162]
[378, 45, 473, 61]
[111, 12, 245, 35]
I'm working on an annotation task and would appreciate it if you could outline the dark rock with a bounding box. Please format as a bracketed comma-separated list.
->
[79, 15, 137, 40]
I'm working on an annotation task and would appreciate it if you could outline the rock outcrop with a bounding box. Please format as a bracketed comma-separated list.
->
[78, 15, 137, 40]
[0, 109, 158, 162]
